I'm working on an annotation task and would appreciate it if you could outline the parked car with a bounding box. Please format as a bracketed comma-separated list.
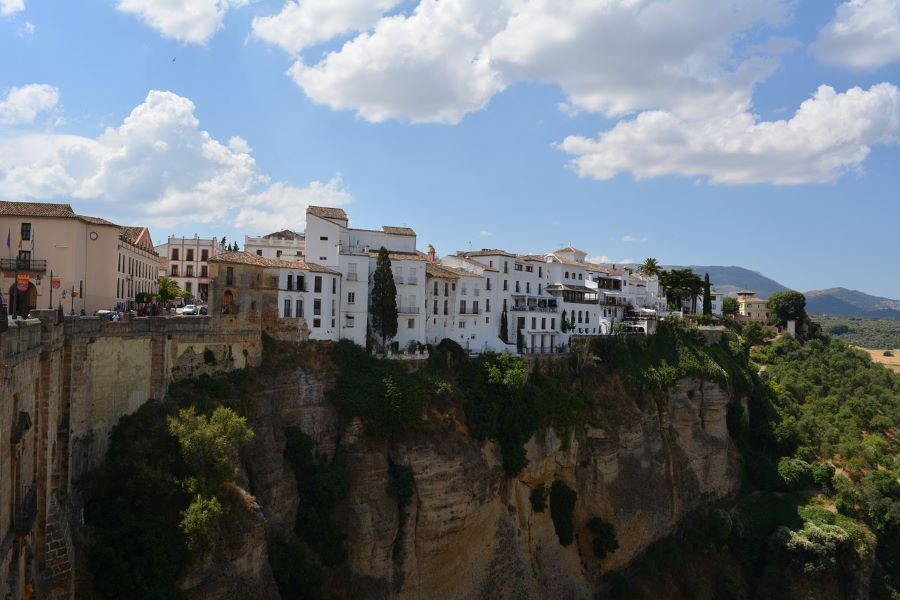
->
[199, 305, 208, 315]
[182, 304, 198, 315]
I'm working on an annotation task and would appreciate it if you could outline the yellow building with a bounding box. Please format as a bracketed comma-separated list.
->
[0, 201, 159, 316]
[739, 297, 769, 324]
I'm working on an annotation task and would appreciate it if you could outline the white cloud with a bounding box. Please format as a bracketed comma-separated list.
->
[622, 235, 635, 242]
[560, 83, 900, 185]
[812, 0, 900, 70]
[0, 0, 23, 16]
[0, 84, 59, 125]
[261, 0, 789, 123]
[116, 0, 249, 45]
[17, 20, 35, 36]
[234, 177, 353, 233]
[0, 89, 350, 230]
[479, 229, 492, 237]
[622, 235, 648, 243]
[289, 0, 505, 124]
[252, 0, 401, 55]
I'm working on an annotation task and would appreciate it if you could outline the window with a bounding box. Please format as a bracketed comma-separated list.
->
[187, 249, 194, 261]
[459, 320, 465, 329]
[319, 257, 327, 261]
[20, 222, 31, 240]
[408, 318, 415, 329]
[314, 299, 321, 315]
[503, 280, 508, 291]
[433, 299, 438, 314]
[172, 249, 179, 260]
[503, 298, 507, 311]
[504, 262, 508, 273]
[186, 265, 194, 277]
[537, 284, 541, 295]
[171, 265, 179, 276]
[287, 274, 293, 290]
[347, 262, 357, 281]
[331, 299, 336, 316]
[297, 275, 305, 291]
[531, 317, 536, 328]
[444, 282, 449, 296]
[451, 283, 456, 291]
[284, 299, 292, 317]
[486, 317, 490, 324]
[346, 315, 355, 328]
[579, 273, 583, 280]
[320, 236, 328, 241]
[515, 282, 521, 293]
[515, 264, 523, 271]
[296, 299, 303, 317]
[486, 299, 491, 312]
[332, 278, 336, 294]
[201, 249, 209, 261]
[201, 266, 208, 277]
[313, 318, 321, 328]
[541, 317, 546, 329]
[276, 250, 282, 258]
[314, 276, 322, 293]
[473, 301, 479, 313]
[348, 292, 356, 304]
[526, 282, 531, 293]
[256, 250, 263, 256]
[433, 281, 439, 295]
[526, 265, 533, 272]
[551, 318, 556, 329]
[565, 271, 569, 279]
[443, 300, 448, 315]
[226, 267, 233, 285]
[460, 300, 466, 314]
[185, 282, 192, 293]
[486, 279, 491, 290]
[538, 266, 542, 277]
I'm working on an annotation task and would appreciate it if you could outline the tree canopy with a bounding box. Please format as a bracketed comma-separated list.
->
[157, 276, 183, 302]
[640, 258, 660, 277]
[371, 246, 398, 350]
[768, 291, 807, 326]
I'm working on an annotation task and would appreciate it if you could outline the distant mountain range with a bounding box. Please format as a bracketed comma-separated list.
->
[671, 266, 900, 320]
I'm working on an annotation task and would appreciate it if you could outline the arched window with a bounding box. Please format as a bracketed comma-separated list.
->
[223, 290, 235, 314]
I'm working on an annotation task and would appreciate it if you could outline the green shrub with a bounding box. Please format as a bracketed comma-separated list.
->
[530, 485, 547, 513]
[587, 516, 619, 560]
[550, 481, 577, 546]
[777, 457, 814, 490]
[181, 494, 222, 552]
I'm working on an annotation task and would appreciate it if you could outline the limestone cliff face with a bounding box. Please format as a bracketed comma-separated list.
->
[237, 370, 740, 600]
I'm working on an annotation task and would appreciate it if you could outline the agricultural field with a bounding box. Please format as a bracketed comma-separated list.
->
[812, 315, 900, 350]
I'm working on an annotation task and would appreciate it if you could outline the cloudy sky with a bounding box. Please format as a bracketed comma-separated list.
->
[1, 0, 899, 296]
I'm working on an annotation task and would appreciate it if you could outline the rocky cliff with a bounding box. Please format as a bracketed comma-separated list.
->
[236, 362, 740, 600]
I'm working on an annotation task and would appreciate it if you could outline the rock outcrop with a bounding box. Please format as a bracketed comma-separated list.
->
[237, 367, 741, 600]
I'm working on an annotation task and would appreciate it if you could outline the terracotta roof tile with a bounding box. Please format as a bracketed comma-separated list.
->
[445, 254, 499, 272]
[307, 206, 348, 220]
[464, 248, 517, 258]
[381, 226, 416, 236]
[262, 229, 304, 241]
[210, 251, 339, 274]
[0, 201, 76, 218]
[425, 263, 461, 279]
[367, 249, 427, 262]
[77, 214, 118, 226]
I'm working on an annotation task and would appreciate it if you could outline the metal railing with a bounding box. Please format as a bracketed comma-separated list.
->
[510, 305, 558, 313]
[397, 305, 419, 314]
[346, 273, 358, 281]
[1, 258, 47, 272]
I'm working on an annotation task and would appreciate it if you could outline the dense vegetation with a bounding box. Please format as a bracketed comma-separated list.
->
[84, 399, 252, 599]
[813, 314, 900, 349]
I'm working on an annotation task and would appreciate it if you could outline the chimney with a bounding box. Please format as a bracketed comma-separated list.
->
[427, 244, 436, 263]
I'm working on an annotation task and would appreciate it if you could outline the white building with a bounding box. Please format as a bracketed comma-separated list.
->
[116, 226, 160, 309]
[154, 235, 223, 302]
[303, 206, 427, 350]
[274, 259, 342, 341]
[245, 229, 305, 260]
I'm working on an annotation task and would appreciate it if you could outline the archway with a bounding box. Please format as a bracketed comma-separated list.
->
[8, 282, 37, 318]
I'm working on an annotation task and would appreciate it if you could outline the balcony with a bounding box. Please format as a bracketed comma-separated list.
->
[346, 273, 358, 281]
[0, 258, 47, 273]
[406, 277, 418, 285]
[398, 305, 419, 314]
[395, 276, 405, 284]
[13, 483, 37, 534]
[510, 304, 558, 313]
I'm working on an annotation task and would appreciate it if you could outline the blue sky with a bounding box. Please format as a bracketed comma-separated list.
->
[1, 0, 899, 297]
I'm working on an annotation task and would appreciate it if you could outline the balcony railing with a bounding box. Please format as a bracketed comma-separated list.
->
[1, 258, 47, 273]
[510, 305, 558, 313]
[398, 305, 419, 314]
[346, 273, 358, 281]
[13, 483, 37, 534]
[406, 277, 418, 285]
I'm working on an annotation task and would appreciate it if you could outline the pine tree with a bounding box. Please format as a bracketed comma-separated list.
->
[703, 273, 712, 316]
[371, 246, 398, 350]
[500, 309, 509, 343]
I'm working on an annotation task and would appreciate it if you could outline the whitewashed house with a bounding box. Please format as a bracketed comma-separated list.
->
[244, 230, 305, 260]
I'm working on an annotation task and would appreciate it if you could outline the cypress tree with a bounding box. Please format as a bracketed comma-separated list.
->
[703, 273, 712, 316]
[500, 309, 508, 343]
[371, 246, 398, 350]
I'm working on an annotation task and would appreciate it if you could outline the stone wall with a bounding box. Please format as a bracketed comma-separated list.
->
[0, 311, 263, 600]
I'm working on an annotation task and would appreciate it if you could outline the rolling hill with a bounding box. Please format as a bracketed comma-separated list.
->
[668, 265, 790, 298]
[806, 288, 900, 319]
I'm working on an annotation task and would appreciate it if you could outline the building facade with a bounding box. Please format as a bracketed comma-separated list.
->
[0, 201, 158, 316]
[244, 230, 305, 261]
[154, 235, 222, 303]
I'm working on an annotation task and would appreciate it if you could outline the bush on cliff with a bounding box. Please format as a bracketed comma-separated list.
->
[550, 481, 577, 546]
